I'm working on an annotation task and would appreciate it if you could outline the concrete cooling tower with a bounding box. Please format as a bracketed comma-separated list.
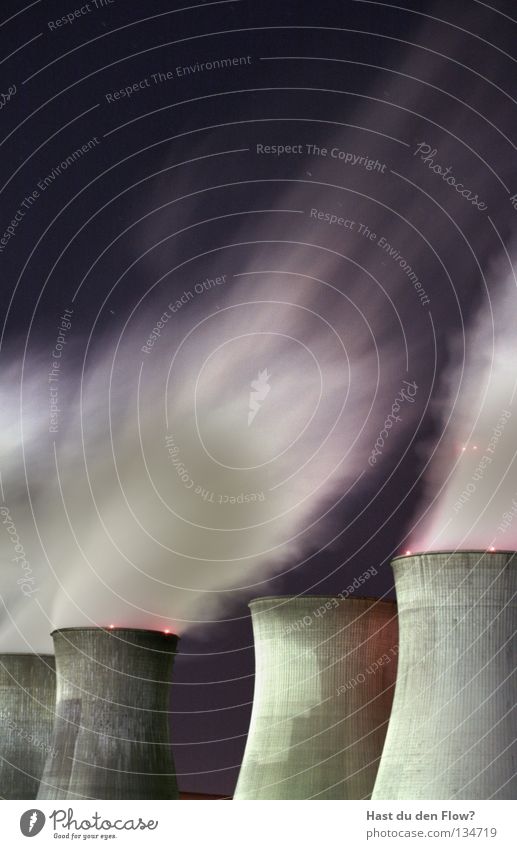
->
[37, 628, 179, 800]
[372, 550, 517, 800]
[0, 654, 56, 799]
[234, 596, 398, 799]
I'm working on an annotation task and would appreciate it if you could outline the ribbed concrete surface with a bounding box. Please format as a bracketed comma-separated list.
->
[234, 596, 398, 799]
[0, 654, 55, 799]
[37, 628, 179, 800]
[372, 551, 517, 800]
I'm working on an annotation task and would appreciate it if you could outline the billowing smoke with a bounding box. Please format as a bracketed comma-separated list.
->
[0, 241, 424, 653]
[411, 252, 517, 552]
[1, 6, 510, 652]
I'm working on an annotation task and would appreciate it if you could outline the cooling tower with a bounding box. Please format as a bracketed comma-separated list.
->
[234, 596, 398, 799]
[372, 550, 517, 800]
[0, 654, 56, 799]
[37, 628, 179, 800]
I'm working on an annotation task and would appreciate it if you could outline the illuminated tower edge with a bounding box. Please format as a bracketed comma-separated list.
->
[234, 596, 398, 800]
[37, 628, 179, 800]
[372, 550, 517, 800]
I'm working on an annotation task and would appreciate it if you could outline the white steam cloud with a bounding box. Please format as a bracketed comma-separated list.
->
[412, 253, 517, 552]
[2, 10, 508, 651]
[0, 263, 420, 653]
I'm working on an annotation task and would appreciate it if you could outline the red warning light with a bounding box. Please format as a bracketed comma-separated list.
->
[489, 546, 496, 552]
[405, 549, 412, 555]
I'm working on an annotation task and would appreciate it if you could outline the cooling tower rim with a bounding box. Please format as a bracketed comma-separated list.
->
[248, 595, 394, 607]
[0, 653, 55, 658]
[50, 625, 181, 652]
[50, 627, 179, 640]
[391, 549, 517, 563]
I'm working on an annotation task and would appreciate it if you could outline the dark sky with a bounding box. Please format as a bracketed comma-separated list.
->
[1, 0, 515, 795]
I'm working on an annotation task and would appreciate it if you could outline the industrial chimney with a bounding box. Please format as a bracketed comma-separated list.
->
[37, 628, 179, 800]
[234, 596, 398, 799]
[0, 654, 56, 799]
[372, 550, 517, 800]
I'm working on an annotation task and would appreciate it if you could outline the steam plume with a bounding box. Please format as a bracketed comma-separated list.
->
[412, 253, 517, 551]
